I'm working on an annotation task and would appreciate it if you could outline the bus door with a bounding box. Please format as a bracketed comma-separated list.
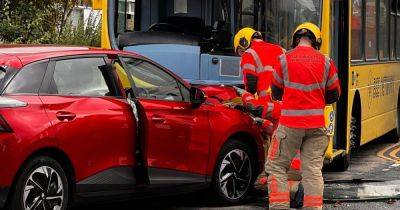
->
[330, 0, 349, 151]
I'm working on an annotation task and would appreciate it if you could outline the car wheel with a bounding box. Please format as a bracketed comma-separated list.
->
[212, 139, 256, 204]
[8, 156, 68, 210]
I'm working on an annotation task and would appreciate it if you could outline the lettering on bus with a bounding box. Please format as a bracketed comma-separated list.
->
[368, 73, 395, 108]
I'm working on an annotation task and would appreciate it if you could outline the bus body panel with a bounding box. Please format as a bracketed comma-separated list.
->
[199, 54, 242, 84]
[349, 63, 400, 145]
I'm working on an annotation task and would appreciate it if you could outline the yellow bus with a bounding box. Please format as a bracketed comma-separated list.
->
[93, 0, 400, 171]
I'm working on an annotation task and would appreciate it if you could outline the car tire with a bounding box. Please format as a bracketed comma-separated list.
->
[8, 156, 68, 210]
[212, 139, 256, 204]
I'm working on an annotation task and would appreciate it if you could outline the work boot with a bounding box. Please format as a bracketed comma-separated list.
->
[290, 182, 304, 209]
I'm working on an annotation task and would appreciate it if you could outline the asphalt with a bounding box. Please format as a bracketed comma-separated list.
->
[1, 135, 398, 209]
[69, 135, 400, 209]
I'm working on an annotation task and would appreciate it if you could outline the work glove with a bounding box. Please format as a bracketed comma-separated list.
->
[261, 119, 274, 135]
[233, 86, 246, 96]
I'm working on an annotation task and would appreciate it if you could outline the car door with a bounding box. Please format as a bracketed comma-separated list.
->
[117, 56, 210, 184]
[39, 56, 137, 190]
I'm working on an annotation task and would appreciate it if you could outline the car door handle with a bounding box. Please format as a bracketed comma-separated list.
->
[56, 111, 76, 121]
[151, 115, 165, 123]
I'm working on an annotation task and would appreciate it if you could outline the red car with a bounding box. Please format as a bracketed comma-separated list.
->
[0, 46, 264, 210]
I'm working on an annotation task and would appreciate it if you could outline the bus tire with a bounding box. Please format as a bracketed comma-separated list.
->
[330, 114, 359, 172]
[396, 101, 400, 141]
[387, 94, 400, 143]
[330, 149, 350, 172]
[393, 95, 400, 142]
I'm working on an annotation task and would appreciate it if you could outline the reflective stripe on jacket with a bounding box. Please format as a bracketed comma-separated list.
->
[272, 46, 341, 128]
[240, 40, 284, 121]
[240, 40, 284, 102]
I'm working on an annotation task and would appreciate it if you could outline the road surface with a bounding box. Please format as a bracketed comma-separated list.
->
[70, 134, 400, 209]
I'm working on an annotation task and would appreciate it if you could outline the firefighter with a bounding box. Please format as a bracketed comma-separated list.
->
[268, 23, 341, 210]
[233, 28, 302, 193]
[233, 28, 282, 122]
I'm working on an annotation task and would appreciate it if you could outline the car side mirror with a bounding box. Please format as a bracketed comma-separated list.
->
[190, 87, 206, 108]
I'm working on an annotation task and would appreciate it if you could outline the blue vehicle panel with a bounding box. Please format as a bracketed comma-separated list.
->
[200, 54, 242, 85]
[124, 44, 201, 80]
[124, 45, 243, 85]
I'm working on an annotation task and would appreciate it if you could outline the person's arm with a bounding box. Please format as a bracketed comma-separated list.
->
[241, 92, 280, 121]
[271, 55, 285, 101]
[241, 53, 258, 94]
[325, 59, 341, 104]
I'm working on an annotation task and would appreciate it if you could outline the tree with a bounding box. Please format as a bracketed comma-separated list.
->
[0, 0, 100, 46]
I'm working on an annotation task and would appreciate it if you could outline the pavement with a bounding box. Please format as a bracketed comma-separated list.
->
[0, 135, 397, 209]
[69, 134, 400, 209]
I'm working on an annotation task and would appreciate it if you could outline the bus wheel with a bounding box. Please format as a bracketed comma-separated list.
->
[349, 116, 360, 149]
[396, 101, 400, 141]
[387, 95, 400, 143]
[331, 116, 359, 172]
[397, 101, 400, 139]
[332, 148, 350, 172]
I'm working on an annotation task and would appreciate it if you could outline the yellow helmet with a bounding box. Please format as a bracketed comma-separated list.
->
[292, 22, 322, 49]
[233, 27, 262, 54]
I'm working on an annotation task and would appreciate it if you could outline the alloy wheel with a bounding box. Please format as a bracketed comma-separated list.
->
[218, 149, 252, 200]
[23, 166, 64, 210]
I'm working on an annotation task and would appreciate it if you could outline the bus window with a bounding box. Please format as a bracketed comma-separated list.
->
[239, 0, 256, 28]
[351, 0, 364, 61]
[391, 0, 397, 12]
[211, 0, 235, 53]
[365, 0, 377, 60]
[174, 0, 188, 14]
[265, 0, 322, 49]
[117, 0, 135, 33]
[397, 0, 400, 58]
[379, 0, 389, 60]
[396, 1, 400, 60]
[117, 0, 127, 34]
[397, 15, 400, 58]
[126, 0, 135, 31]
[390, 0, 396, 59]
[237, 0, 266, 39]
[213, 0, 233, 34]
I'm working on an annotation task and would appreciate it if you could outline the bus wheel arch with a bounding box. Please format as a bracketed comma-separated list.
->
[388, 89, 400, 142]
[350, 91, 362, 149]
[329, 91, 361, 172]
[396, 90, 400, 138]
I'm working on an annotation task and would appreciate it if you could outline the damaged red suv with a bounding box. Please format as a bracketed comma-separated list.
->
[0, 47, 264, 210]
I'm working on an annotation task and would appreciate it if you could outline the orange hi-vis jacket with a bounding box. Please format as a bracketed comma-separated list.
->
[272, 46, 341, 128]
[240, 40, 284, 120]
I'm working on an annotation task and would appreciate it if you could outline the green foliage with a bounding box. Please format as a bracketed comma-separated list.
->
[0, 0, 101, 47]
[57, 12, 101, 47]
